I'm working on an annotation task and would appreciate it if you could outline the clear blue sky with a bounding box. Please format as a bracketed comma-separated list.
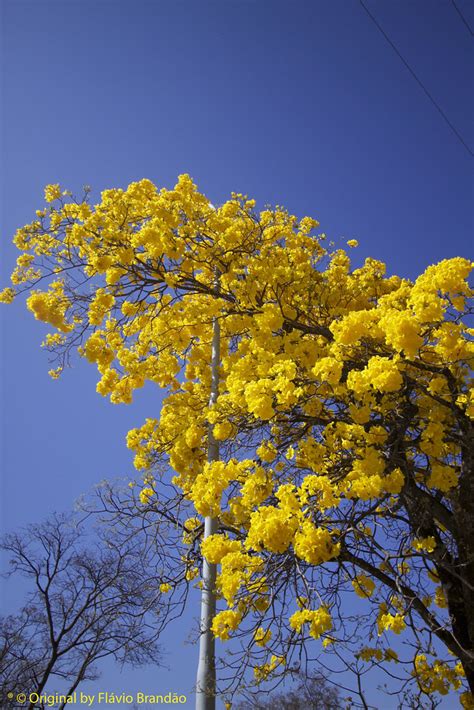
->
[1, 1, 472, 707]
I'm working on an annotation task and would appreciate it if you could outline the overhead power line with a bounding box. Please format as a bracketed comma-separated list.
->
[360, 0, 474, 158]
[452, 0, 474, 38]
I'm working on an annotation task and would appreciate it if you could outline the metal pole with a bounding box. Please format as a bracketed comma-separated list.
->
[196, 312, 220, 710]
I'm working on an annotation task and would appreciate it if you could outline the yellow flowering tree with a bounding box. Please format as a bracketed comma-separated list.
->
[2, 176, 473, 708]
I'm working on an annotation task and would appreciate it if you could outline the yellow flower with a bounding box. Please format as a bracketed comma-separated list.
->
[352, 574, 376, 598]
[254, 627, 272, 647]
[460, 692, 474, 709]
[289, 606, 332, 639]
[201, 534, 241, 564]
[428, 464, 458, 492]
[412, 536, 436, 553]
[44, 183, 62, 202]
[434, 586, 447, 608]
[185, 566, 199, 581]
[256, 440, 277, 463]
[213, 421, 234, 440]
[358, 647, 383, 662]
[139, 487, 154, 504]
[294, 521, 340, 565]
[0, 287, 15, 303]
[211, 610, 242, 640]
[377, 611, 406, 635]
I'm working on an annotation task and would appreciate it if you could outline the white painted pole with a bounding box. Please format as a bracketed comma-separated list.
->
[196, 311, 220, 710]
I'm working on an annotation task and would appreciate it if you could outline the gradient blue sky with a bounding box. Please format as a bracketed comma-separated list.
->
[1, 1, 473, 707]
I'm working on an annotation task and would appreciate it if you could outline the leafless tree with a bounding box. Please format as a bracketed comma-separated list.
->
[0, 513, 165, 710]
[233, 671, 345, 709]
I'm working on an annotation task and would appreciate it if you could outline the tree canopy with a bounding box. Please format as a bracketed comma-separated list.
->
[2, 175, 473, 708]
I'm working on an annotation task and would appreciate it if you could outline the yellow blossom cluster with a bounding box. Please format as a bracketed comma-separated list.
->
[412, 537, 436, 553]
[293, 521, 340, 565]
[27, 281, 73, 333]
[414, 655, 465, 695]
[138, 486, 154, 504]
[289, 606, 332, 639]
[181, 517, 202, 545]
[211, 609, 242, 640]
[352, 574, 376, 598]
[254, 626, 272, 647]
[377, 603, 406, 635]
[253, 654, 286, 683]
